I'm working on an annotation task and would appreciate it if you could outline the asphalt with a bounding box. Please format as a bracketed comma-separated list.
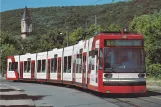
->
[1, 74, 161, 107]
[0, 76, 119, 107]
[0, 76, 35, 107]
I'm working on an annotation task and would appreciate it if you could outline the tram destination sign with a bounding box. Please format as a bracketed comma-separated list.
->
[104, 40, 143, 46]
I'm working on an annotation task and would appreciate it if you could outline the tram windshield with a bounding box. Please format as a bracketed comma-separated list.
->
[104, 48, 145, 73]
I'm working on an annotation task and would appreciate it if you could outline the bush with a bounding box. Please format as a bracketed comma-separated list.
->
[147, 64, 161, 79]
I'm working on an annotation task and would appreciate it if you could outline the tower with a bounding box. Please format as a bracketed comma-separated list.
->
[21, 6, 32, 39]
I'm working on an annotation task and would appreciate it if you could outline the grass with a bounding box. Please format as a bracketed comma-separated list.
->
[146, 76, 161, 86]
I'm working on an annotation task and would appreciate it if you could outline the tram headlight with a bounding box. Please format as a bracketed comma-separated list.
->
[104, 73, 113, 78]
[106, 90, 111, 93]
[138, 73, 145, 78]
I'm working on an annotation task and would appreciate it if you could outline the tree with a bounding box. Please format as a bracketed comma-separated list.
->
[106, 24, 122, 31]
[70, 27, 84, 45]
[129, 11, 161, 78]
[1, 44, 18, 73]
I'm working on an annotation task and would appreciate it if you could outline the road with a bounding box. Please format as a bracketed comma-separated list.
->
[1, 78, 161, 107]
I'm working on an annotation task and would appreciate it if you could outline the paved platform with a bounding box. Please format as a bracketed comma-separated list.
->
[0, 83, 35, 107]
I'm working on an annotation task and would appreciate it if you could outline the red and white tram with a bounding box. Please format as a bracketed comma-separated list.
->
[6, 31, 146, 93]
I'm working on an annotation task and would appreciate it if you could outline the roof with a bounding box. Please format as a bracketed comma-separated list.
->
[21, 6, 31, 22]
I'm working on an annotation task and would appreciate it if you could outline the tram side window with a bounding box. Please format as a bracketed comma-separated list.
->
[24, 59, 31, 73]
[9, 62, 12, 71]
[76, 54, 79, 73]
[54, 57, 57, 73]
[37, 60, 41, 73]
[9, 62, 18, 71]
[27, 59, 31, 72]
[24, 61, 27, 72]
[89, 51, 92, 70]
[91, 51, 95, 70]
[64, 56, 67, 73]
[79, 54, 82, 73]
[67, 56, 71, 73]
[99, 49, 103, 70]
[51, 58, 54, 73]
[42, 60, 46, 72]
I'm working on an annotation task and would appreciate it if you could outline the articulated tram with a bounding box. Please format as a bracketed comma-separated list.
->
[6, 31, 146, 93]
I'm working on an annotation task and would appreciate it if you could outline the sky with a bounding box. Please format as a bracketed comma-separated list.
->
[0, 0, 124, 12]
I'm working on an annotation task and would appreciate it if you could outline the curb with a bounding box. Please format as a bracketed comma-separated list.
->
[147, 85, 161, 92]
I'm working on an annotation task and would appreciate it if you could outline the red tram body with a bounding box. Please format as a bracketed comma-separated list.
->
[6, 31, 146, 93]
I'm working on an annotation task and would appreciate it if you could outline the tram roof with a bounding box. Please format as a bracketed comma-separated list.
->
[96, 31, 143, 39]
[98, 31, 142, 36]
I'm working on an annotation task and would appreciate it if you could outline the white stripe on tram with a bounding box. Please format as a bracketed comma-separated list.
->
[103, 78, 146, 82]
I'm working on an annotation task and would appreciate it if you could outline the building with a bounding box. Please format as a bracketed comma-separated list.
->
[21, 6, 32, 39]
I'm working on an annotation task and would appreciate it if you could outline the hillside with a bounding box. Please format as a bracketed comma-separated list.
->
[1, 0, 161, 35]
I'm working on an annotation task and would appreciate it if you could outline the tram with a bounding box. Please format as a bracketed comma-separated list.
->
[6, 31, 146, 93]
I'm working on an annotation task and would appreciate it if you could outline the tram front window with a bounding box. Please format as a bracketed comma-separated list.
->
[104, 48, 145, 73]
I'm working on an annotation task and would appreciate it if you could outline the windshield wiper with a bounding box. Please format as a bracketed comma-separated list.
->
[104, 68, 115, 72]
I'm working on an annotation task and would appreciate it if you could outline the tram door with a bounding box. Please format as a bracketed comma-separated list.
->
[47, 59, 50, 80]
[20, 62, 23, 79]
[72, 58, 76, 82]
[57, 58, 61, 81]
[82, 53, 87, 88]
[31, 61, 35, 79]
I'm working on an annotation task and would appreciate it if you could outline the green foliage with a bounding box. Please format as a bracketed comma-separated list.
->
[1, 44, 19, 72]
[129, 11, 161, 64]
[88, 24, 97, 38]
[129, 10, 161, 78]
[106, 24, 122, 31]
[2, 44, 18, 57]
[70, 27, 84, 45]
[147, 64, 161, 79]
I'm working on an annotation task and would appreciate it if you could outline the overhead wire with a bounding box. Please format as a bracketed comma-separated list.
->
[90, 0, 103, 5]
[84, 0, 107, 29]
[74, 0, 113, 32]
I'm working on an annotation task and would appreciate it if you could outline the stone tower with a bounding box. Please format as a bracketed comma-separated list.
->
[21, 6, 32, 39]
